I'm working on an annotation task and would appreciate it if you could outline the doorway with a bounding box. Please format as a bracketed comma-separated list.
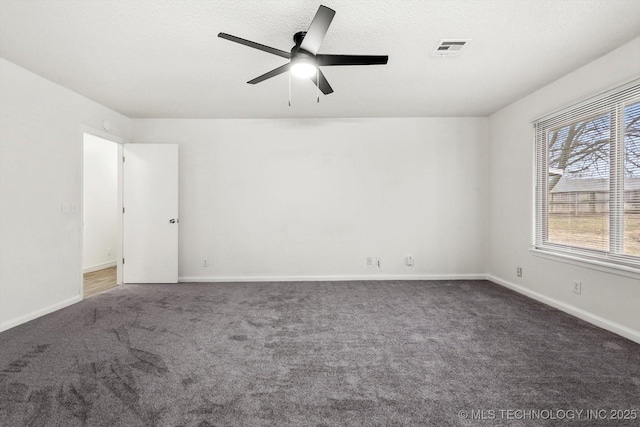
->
[82, 132, 121, 297]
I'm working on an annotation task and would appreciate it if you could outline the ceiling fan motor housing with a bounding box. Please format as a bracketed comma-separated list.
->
[291, 31, 315, 64]
[293, 31, 307, 48]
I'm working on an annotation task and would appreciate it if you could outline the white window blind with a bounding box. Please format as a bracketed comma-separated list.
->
[534, 79, 640, 270]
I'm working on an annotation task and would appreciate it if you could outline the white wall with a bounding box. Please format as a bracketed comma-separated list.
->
[132, 117, 489, 281]
[487, 37, 640, 342]
[0, 59, 130, 331]
[83, 134, 118, 272]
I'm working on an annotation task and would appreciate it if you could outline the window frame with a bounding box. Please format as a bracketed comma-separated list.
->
[533, 79, 640, 272]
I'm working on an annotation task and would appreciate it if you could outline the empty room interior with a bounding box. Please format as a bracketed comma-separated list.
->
[1, 1, 640, 425]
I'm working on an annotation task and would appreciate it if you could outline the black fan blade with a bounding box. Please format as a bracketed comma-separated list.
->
[247, 63, 291, 84]
[218, 33, 292, 59]
[316, 55, 389, 66]
[299, 5, 335, 55]
[310, 69, 334, 95]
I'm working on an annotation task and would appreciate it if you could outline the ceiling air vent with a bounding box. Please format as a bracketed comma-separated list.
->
[432, 39, 471, 57]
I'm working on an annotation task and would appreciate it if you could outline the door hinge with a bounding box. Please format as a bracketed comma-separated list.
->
[122, 258, 125, 264]
[123, 156, 125, 162]
[123, 207, 125, 213]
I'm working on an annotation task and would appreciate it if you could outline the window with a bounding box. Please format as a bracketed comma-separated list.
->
[534, 80, 640, 270]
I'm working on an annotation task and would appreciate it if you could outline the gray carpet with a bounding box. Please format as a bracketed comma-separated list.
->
[0, 280, 638, 426]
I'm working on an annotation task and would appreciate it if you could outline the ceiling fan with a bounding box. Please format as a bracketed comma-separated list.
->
[218, 5, 388, 97]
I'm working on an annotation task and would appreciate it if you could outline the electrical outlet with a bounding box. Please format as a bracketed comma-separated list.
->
[407, 255, 414, 266]
[573, 281, 581, 295]
[203, 258, 209, 267]
[516, 267, 522, 278]
[366, 257, 373, 266]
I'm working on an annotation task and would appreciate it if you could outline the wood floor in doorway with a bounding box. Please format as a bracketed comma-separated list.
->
[83, 266, 117, 298]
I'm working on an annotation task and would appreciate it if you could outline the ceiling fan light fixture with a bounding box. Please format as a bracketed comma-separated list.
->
[290, 58, 317, 78]
[218, 5, 387, 96]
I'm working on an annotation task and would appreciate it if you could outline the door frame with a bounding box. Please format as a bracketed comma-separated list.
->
[79, 126, 127, 297]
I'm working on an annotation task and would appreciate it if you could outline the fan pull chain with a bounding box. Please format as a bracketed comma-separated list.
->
[316, 68, 320, 103]
[288, 71, 291, 107]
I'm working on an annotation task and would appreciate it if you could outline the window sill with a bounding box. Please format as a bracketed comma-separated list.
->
[529, 248, 640, 280]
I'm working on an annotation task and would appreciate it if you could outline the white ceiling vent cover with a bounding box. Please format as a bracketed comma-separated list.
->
[432, 39, 471, 57]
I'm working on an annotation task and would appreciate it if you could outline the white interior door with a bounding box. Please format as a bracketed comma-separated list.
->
[123, 144, 179, 283]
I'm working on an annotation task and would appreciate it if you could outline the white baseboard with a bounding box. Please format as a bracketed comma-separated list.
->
[83, 260, 117, 274]
[486, 274, 640, 344]
[179, 273, 486, 283]
[0, 294, 83, 333]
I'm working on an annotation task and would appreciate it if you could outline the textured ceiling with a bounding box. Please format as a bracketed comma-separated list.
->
[1, 0, 639, 119]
